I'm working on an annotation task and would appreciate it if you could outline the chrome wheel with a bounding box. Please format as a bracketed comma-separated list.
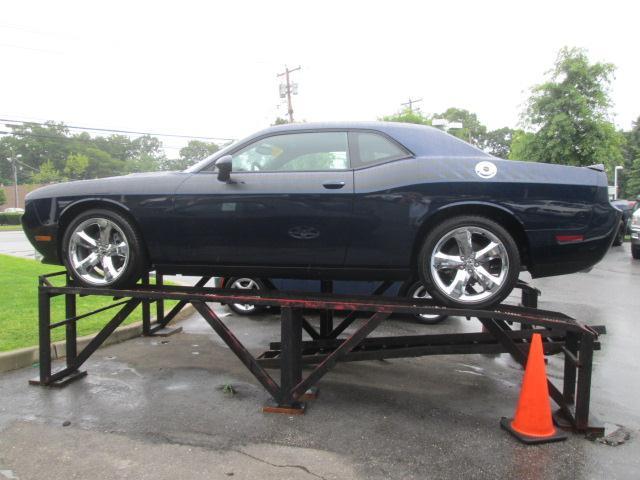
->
[229, 278, 261, 313]
[68, 218, 130, 286]
[429, 226, 509, 304]
[411, 285, 443, 321]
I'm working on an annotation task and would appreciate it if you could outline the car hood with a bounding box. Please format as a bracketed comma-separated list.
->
[26, 171, 188, 201]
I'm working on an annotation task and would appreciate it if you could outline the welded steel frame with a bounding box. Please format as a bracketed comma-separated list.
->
[30, 271, 604, 435]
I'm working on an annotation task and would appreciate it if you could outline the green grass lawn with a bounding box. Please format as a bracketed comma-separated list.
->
[0, 225, 22, 231]
[0, 254, 173, 352]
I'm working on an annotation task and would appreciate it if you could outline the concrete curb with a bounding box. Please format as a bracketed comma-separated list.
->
[0, 304, 195, 374]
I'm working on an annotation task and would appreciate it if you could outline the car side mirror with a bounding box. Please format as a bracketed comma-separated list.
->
[215, 155, 233, 183]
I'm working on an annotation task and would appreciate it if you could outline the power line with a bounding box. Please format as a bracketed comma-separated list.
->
[0, 130, 185, 151]
[15, 159, 38, 172]
[0, 117, 236, 142]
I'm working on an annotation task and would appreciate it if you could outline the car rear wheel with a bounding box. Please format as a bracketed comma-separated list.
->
[418, 215, 520, 308]
[225, 277, 268, 315]
[62, 208, 146, 288]
[405, 281, 447, 324]
[612, 221, 624, 246]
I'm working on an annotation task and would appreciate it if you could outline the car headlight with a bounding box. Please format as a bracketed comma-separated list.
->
[633, 215, 640, 227]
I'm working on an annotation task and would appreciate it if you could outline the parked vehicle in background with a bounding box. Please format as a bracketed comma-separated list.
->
[218, 277, 448, 324]
[610, 199, 634, 246]
[2, 207, 25, 213]
[630, 209, 640, 259]
[22, 122, 620, 309]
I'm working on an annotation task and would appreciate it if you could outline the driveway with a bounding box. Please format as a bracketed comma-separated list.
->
[0, 230, 39, 260]
[0, 242, 638, 479]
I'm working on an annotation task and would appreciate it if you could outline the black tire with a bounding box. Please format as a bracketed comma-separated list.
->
[418, 215, 521, 309]
[612, 221, 624, 246]
[405, 281, 447, 324]
[62, 208, 147, 288]
[632, 245, 640, 260]
[224, 277, 268, 316]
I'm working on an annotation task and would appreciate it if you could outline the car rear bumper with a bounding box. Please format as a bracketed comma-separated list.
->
[528, 208, 621, 278]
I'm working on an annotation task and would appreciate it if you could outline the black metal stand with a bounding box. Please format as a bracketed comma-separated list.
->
[141, 273, 195, 337]
[30, 271, 605, 436]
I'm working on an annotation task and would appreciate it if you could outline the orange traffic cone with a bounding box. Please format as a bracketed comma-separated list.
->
[500, 333, 567, 444]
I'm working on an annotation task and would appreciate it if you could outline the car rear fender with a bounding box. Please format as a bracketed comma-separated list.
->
[410, 201, 530, 269]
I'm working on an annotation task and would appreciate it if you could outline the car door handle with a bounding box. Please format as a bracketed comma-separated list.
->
[322, 181, 345, 190]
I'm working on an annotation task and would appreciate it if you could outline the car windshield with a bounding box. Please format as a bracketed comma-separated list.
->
[183, 141, 238, 173]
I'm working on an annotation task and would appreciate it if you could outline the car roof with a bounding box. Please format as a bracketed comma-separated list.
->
[250, 121, 491, 158]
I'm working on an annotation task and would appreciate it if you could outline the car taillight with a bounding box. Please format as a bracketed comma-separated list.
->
[555, 234, 584, 244]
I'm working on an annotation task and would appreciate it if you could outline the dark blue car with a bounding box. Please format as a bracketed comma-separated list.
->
[22, 122, 619, 308]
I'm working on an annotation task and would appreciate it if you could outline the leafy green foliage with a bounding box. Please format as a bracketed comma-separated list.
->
[434, 107, 486, 146]
[519, 47, 624, 172]
[480, 127, 516, 159]
[381, 108, 431, 125]
[31, 160, 63, 184]
[0, 122, 191, 183]
[622, 117, 640, 198]
[0, 188, 6, 205]
[0, 212, 22, 225]
[168, 140, 220, 170]
[508, 131, 536, 161]
[64, 153, 90, 179]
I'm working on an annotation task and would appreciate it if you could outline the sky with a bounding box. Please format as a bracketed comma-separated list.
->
[1, 0, 638, 154]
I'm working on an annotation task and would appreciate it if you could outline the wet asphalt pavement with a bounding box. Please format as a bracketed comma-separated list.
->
[0, 232, 639, 479]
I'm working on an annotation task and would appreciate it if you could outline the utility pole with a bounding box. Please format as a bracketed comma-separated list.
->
[6, 147, 20, 208]
[277, 65, 301, 122]
[401, 97, 423, 112]
[614, 165, 624, 200]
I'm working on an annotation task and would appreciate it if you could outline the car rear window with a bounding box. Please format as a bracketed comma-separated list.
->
[353, 132, 409, 166]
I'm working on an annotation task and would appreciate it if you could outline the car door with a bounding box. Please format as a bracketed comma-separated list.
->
[347, 130, 419, 268]
[171, 131, 354, 267]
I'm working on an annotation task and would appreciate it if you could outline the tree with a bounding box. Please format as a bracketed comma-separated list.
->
[64, 153, 89, 179]
[32, 160, 63, 184]
[168, 140, 220, 170]
[127, 153, 162, 173]
[272, 117, 289, 126]
[519, 47, 624, 172]
[623, 117, 640, 198]
[8, 122, 71, 173]
[83, 147, 125, 178]
[482, 127, 517, 159]
[433, 107, 486, 146]
[381, 108, 431, 125]
[509, 131, 536, 161]
[0, 188, 6, 205]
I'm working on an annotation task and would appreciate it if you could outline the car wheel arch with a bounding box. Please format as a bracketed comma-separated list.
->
[410, 202, 530, 272]
[58, 199, 151, 266]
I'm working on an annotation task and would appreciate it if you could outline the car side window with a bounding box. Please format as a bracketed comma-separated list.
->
[230, 132, 349, 172]
[353, 132, 409, 167]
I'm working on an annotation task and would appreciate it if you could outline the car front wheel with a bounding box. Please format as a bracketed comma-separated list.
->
[418, 216, 520, 309]
[632, 245, 640, 260]
[62, 208, 146, 288]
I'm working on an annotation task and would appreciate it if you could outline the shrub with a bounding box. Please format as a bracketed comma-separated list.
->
[0, 212, 22, 225]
